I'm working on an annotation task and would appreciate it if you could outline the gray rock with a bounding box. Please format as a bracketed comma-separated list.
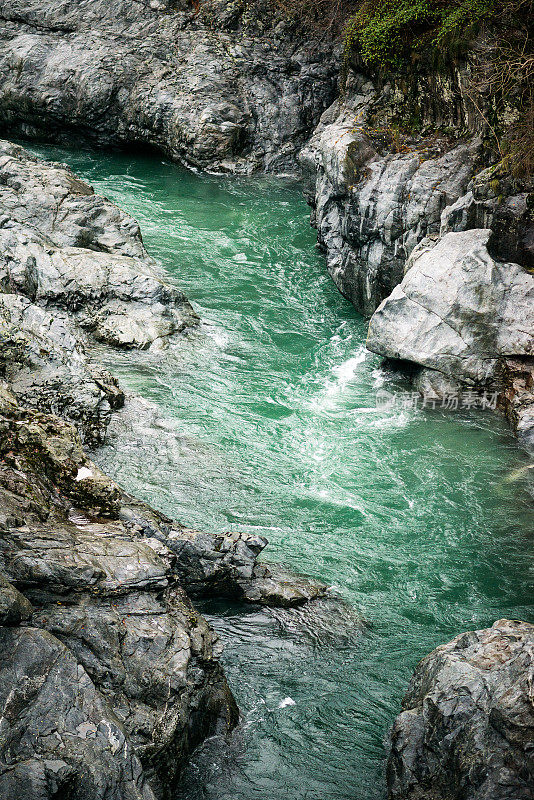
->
[0, 403, 238, 798]
[0, 2, 337, 173]
[0, 572, 33, 624]
[0, 140, 198, 351]
[119, 495, 329, 607]
[366, 230, 534, 385]
[387, 619, 534, 800]
[0, 398, 122, 516]
[499, 357, 534, 452]
[440, 166, 534, 269]
[301, 78, 481, 316]
[0, 292, 123, 444]
[0, 140, 147, 257]
[0, 625, 157, 800]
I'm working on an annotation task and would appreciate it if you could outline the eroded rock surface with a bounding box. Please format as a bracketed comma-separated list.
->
[300, 74, 482, 316]
[0, 292, 123, 444]
[0, 140, 198, 352]
[0, 626, 158, 800]
[0, 139, 198, 443]
[366, 229, 534, 445]
[0, 392, 238, 799]
[388, 619, 534, 800]
[0, 0, 337, 173]
[366, 229, 534, 384]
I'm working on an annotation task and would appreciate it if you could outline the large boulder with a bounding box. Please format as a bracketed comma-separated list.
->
[388, 619, 534, 800]
[0, 141, 198, 351]
[366, 230, 534, 385]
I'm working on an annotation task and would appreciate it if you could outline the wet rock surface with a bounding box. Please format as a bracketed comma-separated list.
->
[0, 0, 337, 173]
[499, 357, 534, 452]
[388, 619, 534, 800]
[120, 496, 328, 607]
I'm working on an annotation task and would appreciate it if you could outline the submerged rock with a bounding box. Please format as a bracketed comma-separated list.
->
[388, 619, 534, 800]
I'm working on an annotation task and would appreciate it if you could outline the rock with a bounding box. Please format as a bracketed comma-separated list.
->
[387, 619, 534, 800]
[0, 140, 147, 257]
[499, 357, 534, 451]
[0, 414, 238, 798]
[119, 495, 329, 607]
[366, 230, 534, 385]
[239, 563, 328, 607]
[0, 293, 123, 444]
[0, 141, 198, 351]
[0, 625, 157, 800]
[0, 400, 122, 516]
[0, 2, 337, 173]
[301, 73, 482, 316]
[0, 572, 33, 624]
[440, 166, 534, 269]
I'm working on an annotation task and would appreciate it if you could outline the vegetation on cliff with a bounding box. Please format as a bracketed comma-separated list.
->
[341, 0, 533, 174]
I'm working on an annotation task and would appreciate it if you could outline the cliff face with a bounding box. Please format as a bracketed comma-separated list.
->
[0, 0, 338, 173]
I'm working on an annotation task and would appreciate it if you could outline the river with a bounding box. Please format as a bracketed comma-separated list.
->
[30, 143, 534, 800]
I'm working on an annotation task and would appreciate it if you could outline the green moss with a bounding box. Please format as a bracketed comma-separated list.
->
[342, 0, 503, 71]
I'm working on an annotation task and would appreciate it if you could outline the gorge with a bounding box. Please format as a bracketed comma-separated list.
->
[0, 1, 532, 799]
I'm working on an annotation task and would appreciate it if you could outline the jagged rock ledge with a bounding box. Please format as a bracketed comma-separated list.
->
[388, 619, 534, 799]
[0, 140, 327, 799]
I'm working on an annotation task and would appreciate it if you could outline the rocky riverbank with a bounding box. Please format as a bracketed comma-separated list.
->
[388, 619, 534, 800]
[301, 65, 534, 452]
[0, 140, 327, 799]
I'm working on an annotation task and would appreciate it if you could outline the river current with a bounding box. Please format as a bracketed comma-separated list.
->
[31, 144, 533, 800]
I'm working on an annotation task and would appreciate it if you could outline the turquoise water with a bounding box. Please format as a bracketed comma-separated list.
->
[30, 144, 534, 800]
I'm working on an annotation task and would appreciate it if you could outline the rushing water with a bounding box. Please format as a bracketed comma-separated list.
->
[29, 143, 534, 800]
